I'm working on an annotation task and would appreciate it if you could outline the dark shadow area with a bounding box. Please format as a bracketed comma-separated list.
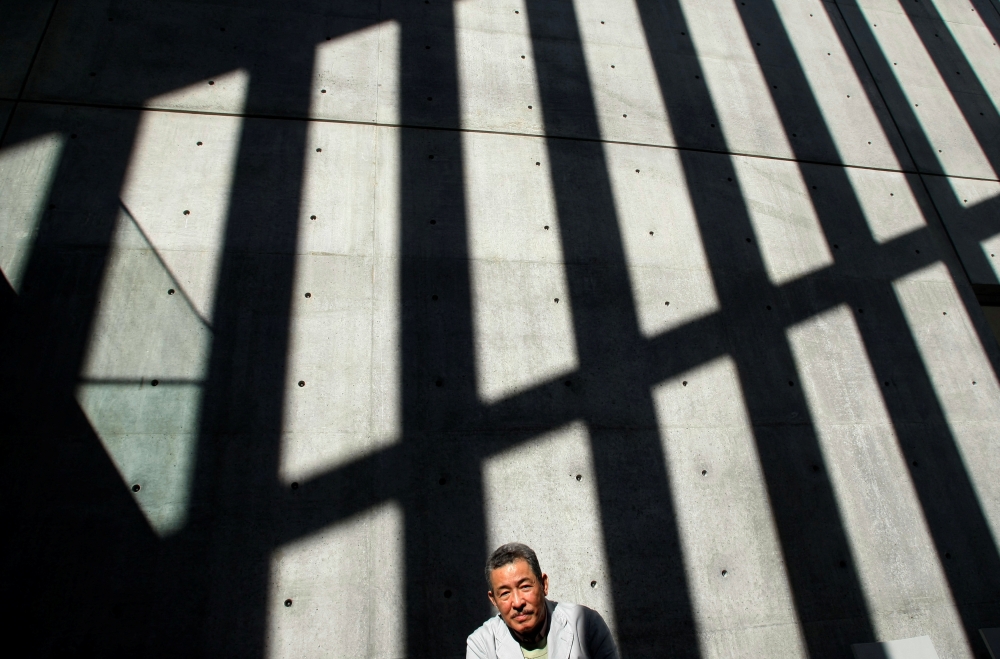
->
[1, 0, 1000, 657]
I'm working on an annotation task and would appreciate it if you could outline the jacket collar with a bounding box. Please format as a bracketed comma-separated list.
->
[494, 601, 574, 659]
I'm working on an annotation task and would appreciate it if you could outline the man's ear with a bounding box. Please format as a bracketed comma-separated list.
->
[541, 573, 549, 597]
[487, 589, 498, 609]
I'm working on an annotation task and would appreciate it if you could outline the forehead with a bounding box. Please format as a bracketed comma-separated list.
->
[490, 558, 537, 588]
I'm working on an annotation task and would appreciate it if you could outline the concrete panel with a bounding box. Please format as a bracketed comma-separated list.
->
[482, 422, 616, 634]
[0, 1, 55, 97]
[24, 0, 383, 118]
[653, 357, 807, 659]
[788, 305, 972, 658]
[267, 501, 405, 659]
[892, 264, 1000, 542]
[922, 174, 1000, 285]
[677, 0, 909, 168]
[840, 4, 1000, 178]
[852, 635, 941, 659]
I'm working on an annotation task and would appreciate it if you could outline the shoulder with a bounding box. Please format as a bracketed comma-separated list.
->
[552, 600, 598, 625]
[467, 614, 506, 658]
[551, 602, 618, 659]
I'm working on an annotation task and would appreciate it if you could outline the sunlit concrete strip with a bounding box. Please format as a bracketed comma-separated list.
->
[653, 357, 808, 659]
[266, 501, 405, 659]
[279, 119, 390, 485]
[76, 81, 245, 536]
[732, 156, 834, 285]
[843, 0, 997, 178]
[892, 263, 1000, 550]
[773, 0, 904, 170]
[454, 0, 544, 135]
[0, 131, 64, 291]
[788, 304, 973, 657]
[845, 168, 927, 244]
[482, 422, 617, 637]
[144, 69, 249, 117]
[602, 142, 719, 339]
[462, 131, 578, 404]
[309, 22, 386, 124]
[572, 0, 674, 145]
[678, 0, 794, 160]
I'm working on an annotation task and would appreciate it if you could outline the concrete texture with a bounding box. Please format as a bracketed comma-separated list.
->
[2, 0, 1000, 658]
[853, 635, 941, 659]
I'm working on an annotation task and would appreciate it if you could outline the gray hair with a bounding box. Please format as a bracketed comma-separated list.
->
[485, 543, 543, 592]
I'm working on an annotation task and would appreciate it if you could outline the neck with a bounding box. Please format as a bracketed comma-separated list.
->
[512, 601, 549, 649]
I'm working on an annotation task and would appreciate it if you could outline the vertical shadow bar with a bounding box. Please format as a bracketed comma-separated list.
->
[147, 55, 315, 655]
[633, 0, 877, 655]
[393, 4, 490, 654]
[524, 1, 698, 655]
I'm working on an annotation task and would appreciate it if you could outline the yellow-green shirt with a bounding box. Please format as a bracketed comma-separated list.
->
[520, 640, 547, 659]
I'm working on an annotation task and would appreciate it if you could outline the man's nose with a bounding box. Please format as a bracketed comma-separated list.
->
[511, 592, 525, 609]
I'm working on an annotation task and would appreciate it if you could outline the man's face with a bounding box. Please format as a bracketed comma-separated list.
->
[487, 559, 549, 638]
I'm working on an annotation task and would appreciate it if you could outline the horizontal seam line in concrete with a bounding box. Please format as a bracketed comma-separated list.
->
[6, 96, 1000, 184]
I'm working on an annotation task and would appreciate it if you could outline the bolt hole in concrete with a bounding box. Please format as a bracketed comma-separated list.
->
[168, 289, 175, 295]
[701, 469, 707, 476]
[291, 482, 299, 490]
[682, 381, 688, 386]
[554, 298, 559, 303]
[284, 599, 292, 607]
[298, 381, 305, 387]
[132, 484, 141, 492]
[208, 80, 214, 85]
[321, 89, 326, 93]
[665, 301, 670, 306]
[196, 141, 202, 146]
[316, 148, 322, 152]
[528, 106, 533, 110]
[183, 210, 190, 215]
[536, 162, 540, 166]
[151, 379, 159, 386]
[304, 293, 311, 298]
[544, 225, 549, 230]
[636, 169, 640, 173]
[721, 569, 728, 577]
[591, 581, 597, 588]
[649, 231, 654, 236]
[576, 474, 582, 481]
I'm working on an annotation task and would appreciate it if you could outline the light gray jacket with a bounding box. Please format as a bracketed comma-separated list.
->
[466, 600, 619, 659]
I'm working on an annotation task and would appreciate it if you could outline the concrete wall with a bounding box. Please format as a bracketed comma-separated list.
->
[1, 0, 999, 657]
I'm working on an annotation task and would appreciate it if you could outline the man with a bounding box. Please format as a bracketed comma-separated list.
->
[467, 543, 619, 659]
